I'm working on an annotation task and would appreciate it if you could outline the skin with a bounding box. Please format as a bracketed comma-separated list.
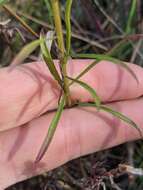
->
[0, 60, 143, 189]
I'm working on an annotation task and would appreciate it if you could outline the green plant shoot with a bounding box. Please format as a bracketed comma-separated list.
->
[5, 0, 142, 163]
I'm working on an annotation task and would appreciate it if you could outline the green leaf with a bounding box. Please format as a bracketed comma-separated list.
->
[11, 39, 41, 67]
[65, 0, 73, 56]
[73, 53, 138, 83]
[78, 102, 142, 137]
[69, 60, 100, 87]
[125, 0, 137, 34]
[67, 76, 101, 108]
[40, 34, 62, 88]
[44, 0, 53, 24]
[35, 96, 65, 163]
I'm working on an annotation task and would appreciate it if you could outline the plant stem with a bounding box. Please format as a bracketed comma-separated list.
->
[61, 56, 71, 106]
[51, 0, 71, 106]
[51, 0, 65, 55]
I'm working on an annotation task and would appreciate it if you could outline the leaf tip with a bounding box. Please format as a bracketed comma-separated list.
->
[35, 145, 48, 163]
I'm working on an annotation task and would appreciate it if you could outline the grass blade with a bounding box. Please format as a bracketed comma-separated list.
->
[67, 76, 101, 108]
[65, 0, 73, 56]
[125, 0, 137, 34]
[35, 96, 65, 162]
[78, 102, 142, 137]
[44, 0, 53, 24]
[73, 53, 138, 83]
[40, 34, 62, 88]
[11, 39, 41, 67]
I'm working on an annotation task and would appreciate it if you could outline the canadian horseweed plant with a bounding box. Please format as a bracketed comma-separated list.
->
[0, 0, 142, 163]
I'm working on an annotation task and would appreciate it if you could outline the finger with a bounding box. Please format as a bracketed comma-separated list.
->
[70, 60, 143, 102]
[0, 98, 143, 189]
[0, 60, 143, 131]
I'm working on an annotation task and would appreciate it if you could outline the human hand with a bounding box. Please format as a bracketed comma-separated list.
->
[0, 60, 143, 189]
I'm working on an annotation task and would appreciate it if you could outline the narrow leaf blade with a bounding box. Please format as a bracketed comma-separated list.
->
[78, 102, 142, 137]
[69, 60, 100, 86]
[40, 34, 62, 87]
[11, 39, 41, 67]
[35, 96, 65, 163]
[67, 76, 101, 108]
[125, 0, 137, 34]
[73, 53, 138, 83]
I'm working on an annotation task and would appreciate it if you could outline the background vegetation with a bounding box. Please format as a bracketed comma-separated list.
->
[1, 0, 143, 189]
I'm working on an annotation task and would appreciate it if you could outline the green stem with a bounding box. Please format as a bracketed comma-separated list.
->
[51, 0, 65, 55]
[51, 0, 71, 106]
